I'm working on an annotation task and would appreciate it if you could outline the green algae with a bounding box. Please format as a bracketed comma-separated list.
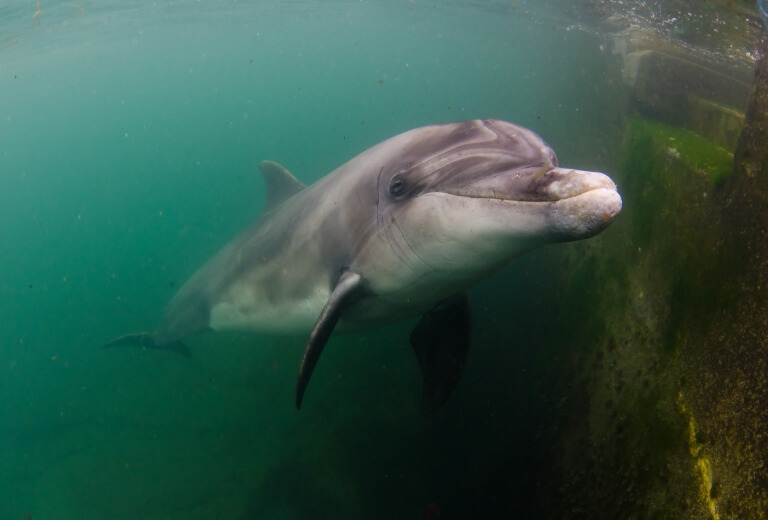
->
[534, 108, 741, 518]
[628, 116, 734, 187]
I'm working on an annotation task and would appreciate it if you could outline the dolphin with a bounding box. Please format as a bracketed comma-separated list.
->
[105, 119, 622, 416]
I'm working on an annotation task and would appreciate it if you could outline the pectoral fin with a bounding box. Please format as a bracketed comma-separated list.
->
[296, 270, 365, 409]
[410, 294, 471, 417]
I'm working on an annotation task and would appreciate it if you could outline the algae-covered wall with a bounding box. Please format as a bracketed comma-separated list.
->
[685, 33, 768, 519]
[516, 35, 768, 519]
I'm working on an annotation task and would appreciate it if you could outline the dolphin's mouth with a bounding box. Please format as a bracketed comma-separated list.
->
[440, 166, 619, 204]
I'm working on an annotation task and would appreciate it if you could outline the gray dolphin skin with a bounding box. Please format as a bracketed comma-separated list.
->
[105, 119, 622, 416]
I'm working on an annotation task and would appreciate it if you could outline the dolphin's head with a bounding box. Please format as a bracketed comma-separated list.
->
[361, 119, 621, 296]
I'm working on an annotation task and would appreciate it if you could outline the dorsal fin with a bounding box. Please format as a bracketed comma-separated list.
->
[259, 160, 306, 213]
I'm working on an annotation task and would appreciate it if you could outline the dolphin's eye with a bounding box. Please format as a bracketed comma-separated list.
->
[389, 175, 407, 197]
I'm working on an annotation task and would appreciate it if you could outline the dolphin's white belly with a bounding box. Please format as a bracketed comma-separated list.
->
[207, 274, 436, 335]
[208, 274, 332, 335]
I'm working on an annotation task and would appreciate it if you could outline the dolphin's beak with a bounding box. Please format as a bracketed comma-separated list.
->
[442, 164, 622, 238]
[544, 167, 622, 238]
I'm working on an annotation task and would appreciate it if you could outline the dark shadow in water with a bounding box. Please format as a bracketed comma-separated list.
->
[241, 458, 337, 520]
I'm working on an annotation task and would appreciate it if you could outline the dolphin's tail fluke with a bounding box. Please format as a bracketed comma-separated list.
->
[102, 332, 192, 359]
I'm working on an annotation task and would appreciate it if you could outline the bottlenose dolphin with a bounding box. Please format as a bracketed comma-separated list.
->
[105, 119, 622, 416]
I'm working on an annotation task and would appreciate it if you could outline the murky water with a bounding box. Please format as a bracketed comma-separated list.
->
[1, 1, 765, 518]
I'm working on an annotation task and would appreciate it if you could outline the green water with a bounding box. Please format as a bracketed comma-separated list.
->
[1, 1, 760, 519]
